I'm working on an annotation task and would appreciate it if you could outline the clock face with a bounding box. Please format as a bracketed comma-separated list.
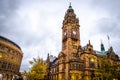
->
[64, 32, 66, 35]
[73, 31, 76, 35]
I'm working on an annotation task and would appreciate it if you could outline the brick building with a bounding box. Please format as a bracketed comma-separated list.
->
[46, 4, 120, 80]
[0, 36, 23, 80]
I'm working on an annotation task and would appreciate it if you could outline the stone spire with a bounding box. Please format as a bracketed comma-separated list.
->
[89, 40, 91, 45]
[46, 53, 50, 62]
[63, 3, 79, 25]
[69, 2, 72, 9]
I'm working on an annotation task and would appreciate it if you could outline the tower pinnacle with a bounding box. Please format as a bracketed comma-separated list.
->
[89, 40, 91, 45]
[69, 2, 72, 8]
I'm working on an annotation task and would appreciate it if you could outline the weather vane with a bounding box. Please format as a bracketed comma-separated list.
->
[68, 0, 71, 4]
[68, 0, 72, 8]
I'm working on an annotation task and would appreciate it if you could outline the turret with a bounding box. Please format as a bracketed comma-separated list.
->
[101, 40, 105, 54]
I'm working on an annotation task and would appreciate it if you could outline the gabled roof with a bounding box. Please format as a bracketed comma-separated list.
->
[49, 55, 57, 62]
[82, 46, 87, 50]
[58, 51, 66, 58]
[94, 50, 107, 56]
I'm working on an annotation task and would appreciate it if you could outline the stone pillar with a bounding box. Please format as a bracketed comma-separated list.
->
[65, 63, 69, 80]
[8, 74, 11, 80]
[2, 74, 6, 80]
[8, 75, 13, 80]
[6, 74, 9, 80]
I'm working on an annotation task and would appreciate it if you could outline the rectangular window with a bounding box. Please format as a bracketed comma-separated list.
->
[70, 64, 73, 69]
[76, 64, 79, 70]
[1, 62, 7, 69]
[90, 62, 95, 68]
[7, 63, 12, 70]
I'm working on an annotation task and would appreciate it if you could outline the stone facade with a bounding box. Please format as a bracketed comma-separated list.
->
[46, 4, 120, 80]
[0, 36, 23, 80]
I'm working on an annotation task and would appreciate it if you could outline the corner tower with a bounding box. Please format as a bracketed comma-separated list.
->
[62, 3, 80, 60]
[101, 41, 105, 54]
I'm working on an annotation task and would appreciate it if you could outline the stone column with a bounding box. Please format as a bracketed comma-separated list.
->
[2, 74, 6, 80]
[65, 63, 69, 80]
[6, 74, 9, 80]
[8, 75, 13, 80]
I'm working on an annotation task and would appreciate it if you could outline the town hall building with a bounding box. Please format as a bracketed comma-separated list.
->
[46, 4, 120, 80]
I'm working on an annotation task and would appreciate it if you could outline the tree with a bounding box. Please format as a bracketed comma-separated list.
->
[94, 57, 120, 80]
[26, 57, 46, 80]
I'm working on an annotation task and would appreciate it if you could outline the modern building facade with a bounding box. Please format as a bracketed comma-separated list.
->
[0, 36, 23, 80]
[46, 4, 120, 80]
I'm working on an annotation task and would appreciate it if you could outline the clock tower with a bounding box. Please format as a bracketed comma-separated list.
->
[62, 3, 80, 60]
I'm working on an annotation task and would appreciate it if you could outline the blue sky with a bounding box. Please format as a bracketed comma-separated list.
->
[0, 0, 120, 71]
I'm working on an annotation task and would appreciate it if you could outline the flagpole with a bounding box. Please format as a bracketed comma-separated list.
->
[107, 35, 111, 48]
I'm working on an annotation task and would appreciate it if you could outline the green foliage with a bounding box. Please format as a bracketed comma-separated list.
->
[94, 57, 120, 80]
[25, 57, 46, 80]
